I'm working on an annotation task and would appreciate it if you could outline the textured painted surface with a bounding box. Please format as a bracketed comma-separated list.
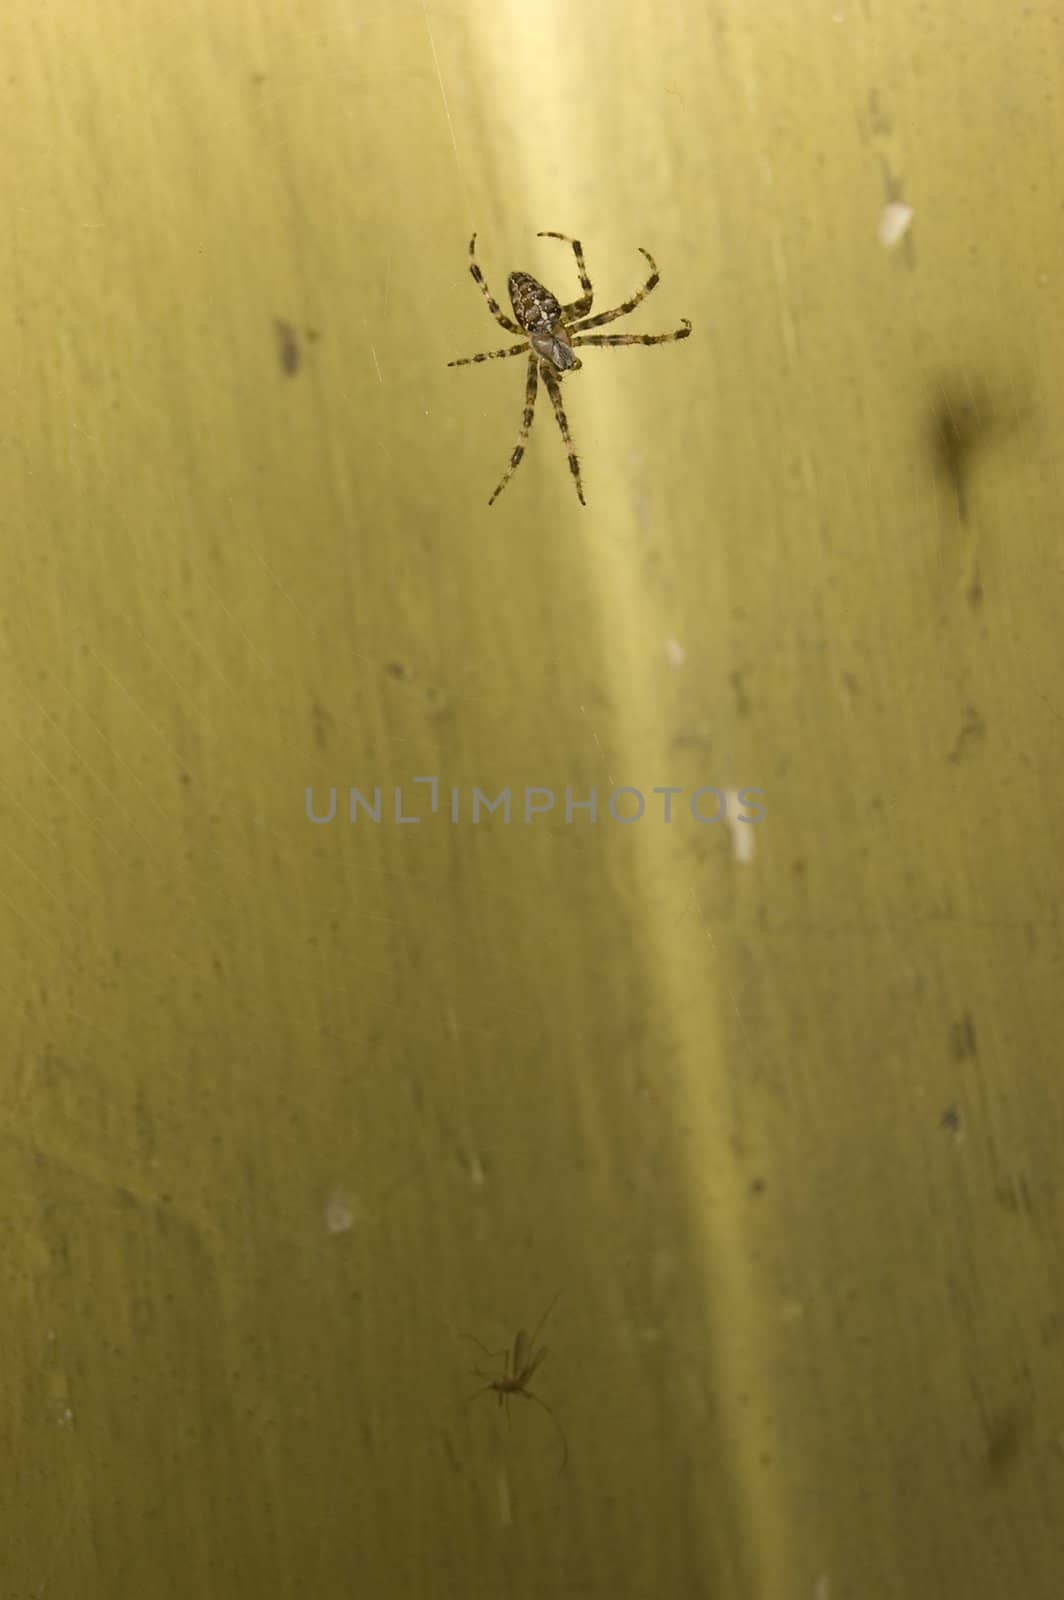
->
[3, 2, 1064, 1596]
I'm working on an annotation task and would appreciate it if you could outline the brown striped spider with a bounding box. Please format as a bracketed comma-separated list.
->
[464, 1289, 568, 1472]
[448, 232, 692, 507]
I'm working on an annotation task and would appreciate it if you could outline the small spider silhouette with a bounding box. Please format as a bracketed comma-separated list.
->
[448, 231, 692, 507]
[464, 1289, 568, 1473]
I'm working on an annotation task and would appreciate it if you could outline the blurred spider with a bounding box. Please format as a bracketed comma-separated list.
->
[464, 1289, 568, 1473]
[448, 231, 692, 507]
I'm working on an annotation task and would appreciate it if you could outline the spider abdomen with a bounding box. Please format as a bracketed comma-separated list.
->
[508, 271, 562, 333]
[508, 271, 579, 372]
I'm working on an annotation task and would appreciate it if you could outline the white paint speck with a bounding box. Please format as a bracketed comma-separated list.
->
[324, 1188, 364, 1234]
[878, 202, 914, 249]
[664, 637, 686, 668]
[724, 790, 757, 863]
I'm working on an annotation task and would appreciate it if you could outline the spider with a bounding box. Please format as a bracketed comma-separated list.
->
[463, 1289, 568, 1473]
[448, 231, 692, 507]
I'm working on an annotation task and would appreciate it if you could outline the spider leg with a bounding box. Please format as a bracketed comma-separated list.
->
[466, 1381, 498, 1403]
[525, 1289, 562, 1353]
[571, 320, 692, 349]
[537, 231, 593, 319]
[540, 362, 585, 507]
[487, 353, 539, 507]
[519, 1346, 548, 1386]
[460, 1332, 509, 1360]
[569, 247, 661, 331]
[522, 1389, 569, 1474]
[467, 233, 523, 335]
[448, 342, 528, 367]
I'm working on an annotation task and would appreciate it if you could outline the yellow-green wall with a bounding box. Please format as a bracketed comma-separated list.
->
[4, 2, 1063, 1595]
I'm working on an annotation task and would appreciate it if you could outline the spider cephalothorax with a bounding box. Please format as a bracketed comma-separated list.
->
[449, 231, 692, 507]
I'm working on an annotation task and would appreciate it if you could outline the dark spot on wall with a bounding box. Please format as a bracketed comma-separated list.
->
[864, 89, 894, 139]
[275, 318, 301, 376]
[311, 698, 334, 751]
[729, 668, 751, 718]
[386, 661, 408, 680]
[928, 382, 993, 523]
[939, 1105, 962, 1137]
[984, 1408, 1027, 1478]
[423, 681, 452, 721]
[949, 1013, 977, 1060]
[749, 1176, 766, 1196]
[1041, 1312, 1063, 1349]
[948, 706, 985, 764]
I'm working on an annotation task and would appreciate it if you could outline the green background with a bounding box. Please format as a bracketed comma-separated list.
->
[4, 2, 1063, 1595]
